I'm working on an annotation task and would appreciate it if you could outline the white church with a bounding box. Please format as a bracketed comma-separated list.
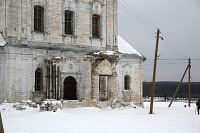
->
[0, 0, 145, 108]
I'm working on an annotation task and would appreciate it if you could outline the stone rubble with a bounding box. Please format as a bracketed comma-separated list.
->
[39, 99, 63, 112]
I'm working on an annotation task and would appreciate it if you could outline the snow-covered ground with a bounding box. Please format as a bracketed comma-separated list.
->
[1, 102, 200, 133]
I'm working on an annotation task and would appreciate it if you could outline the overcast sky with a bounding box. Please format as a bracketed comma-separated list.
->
[118, 0, 200, 82]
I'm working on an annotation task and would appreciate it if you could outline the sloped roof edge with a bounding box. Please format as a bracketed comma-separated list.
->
[118, 35, 143, 57]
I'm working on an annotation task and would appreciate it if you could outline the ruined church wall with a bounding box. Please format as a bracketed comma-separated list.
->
[0, 46, 46, 102]
[0, 46, 92, 103]
[58, 51, 92, 101]
[3, 0, 117, 50]
[116, 57, 143, 105]
[0, 0, 6, 34]
[0, 47, 7, 103]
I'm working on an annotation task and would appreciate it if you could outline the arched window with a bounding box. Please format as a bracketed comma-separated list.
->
[34, 5, 44, 32]
[92, 14, 100, 38]
[35, 68, 43, 91]
[124, 75, 130, 90]
[65, 11, 74, 35]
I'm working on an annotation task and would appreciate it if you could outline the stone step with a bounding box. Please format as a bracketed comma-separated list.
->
[62, 100, 99, 108]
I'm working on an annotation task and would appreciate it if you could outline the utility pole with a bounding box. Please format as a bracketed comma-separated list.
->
[150, 29, 160, 114]
[188, 58, 191, 107]
[168, 64, 189, 107]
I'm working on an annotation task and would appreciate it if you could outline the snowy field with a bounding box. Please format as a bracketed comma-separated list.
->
[1, 102, 200, 133]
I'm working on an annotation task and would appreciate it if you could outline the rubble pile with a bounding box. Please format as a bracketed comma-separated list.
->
[11, 100, 38, 111]
[39, 99, 63, 112]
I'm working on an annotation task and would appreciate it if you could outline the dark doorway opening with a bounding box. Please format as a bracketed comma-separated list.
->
[64, 76, 77, 100]
[99, 75, 111, 101]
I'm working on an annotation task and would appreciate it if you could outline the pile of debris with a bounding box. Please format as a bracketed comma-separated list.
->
[3, 100, 63, 112]
[12, 100, 38, 111]
[121, 102, 137, 108]
[39, 99, 63, 112]
[12, 104, 26, 111]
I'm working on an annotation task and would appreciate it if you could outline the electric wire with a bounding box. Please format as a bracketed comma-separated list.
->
[119, 12, 155, 36]
[118, 1, 200, 79]
[119, 1, 190, 59]
[119, 2, 156, 34]
[119, 0, 158, 30]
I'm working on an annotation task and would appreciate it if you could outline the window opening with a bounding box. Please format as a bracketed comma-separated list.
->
[35, 68, 43, 91]
[34, 6, 44, 32]
[92, 14, 100, 38]
[124, 75, 130, 90]
[65, 11, 73, 35]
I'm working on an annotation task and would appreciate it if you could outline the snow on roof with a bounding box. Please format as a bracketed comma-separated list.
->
[118, 36, 142, 57]
[94, 50, 116, 56]
[0, 33, 6, 46]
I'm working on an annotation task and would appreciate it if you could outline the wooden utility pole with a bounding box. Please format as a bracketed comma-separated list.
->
[150, 29, 160, 114]
[168, 65, 189, 107]
[0, 112, 4, 133]
[188, 58, 191, 107]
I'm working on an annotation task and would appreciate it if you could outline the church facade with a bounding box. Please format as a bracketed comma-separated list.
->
[0, 0, 145, 107]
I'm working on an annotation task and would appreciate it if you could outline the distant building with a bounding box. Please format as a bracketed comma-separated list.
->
[0, 0, 145, 107]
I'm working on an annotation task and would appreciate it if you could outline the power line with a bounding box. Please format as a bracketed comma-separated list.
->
[118, 8, 154, 34]
[144, 61, 200, 70]
[119, 0, 158, 29]
[161, 33, 190, 58]
[147, 58, 200, 61]
[119, 1, 190, 59]
[118, 1, 156, 34]
[119, 12, 155, 36]
[118, 1, 200, 74]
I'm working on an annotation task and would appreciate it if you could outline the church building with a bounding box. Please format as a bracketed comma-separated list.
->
[0, 0, 145, 107]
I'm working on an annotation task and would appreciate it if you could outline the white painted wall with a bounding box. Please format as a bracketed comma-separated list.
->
[116, 57, 143, 106]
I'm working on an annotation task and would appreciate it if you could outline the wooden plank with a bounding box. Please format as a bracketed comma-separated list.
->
[57, 66, 60, 100]
[46, 64, 51, 99]
[54, 64, 57, 99]
[51, 64, 54, 99]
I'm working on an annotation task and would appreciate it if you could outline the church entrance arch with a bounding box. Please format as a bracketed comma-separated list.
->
[63, 76, 77, 100]
[92, 59, 117, 102]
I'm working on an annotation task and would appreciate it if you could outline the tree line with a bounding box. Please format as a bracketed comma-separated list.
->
[143, 82, 200, 98]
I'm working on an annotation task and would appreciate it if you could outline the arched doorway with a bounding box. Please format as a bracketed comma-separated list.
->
[63, 76, 77, 100]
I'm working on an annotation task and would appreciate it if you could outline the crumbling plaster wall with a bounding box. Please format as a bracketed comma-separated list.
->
[0, 0, 118, 103]
[4, 0, 117, 50]
[0, 46, 93, 103]
[0, 47, 7, 103]
[0, 0, 145, 106]
[0, 0, 6, 35]
[116, 57, 143, 106]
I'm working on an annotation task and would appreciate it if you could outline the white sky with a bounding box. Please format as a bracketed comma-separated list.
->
[119, 0, 200, 82]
